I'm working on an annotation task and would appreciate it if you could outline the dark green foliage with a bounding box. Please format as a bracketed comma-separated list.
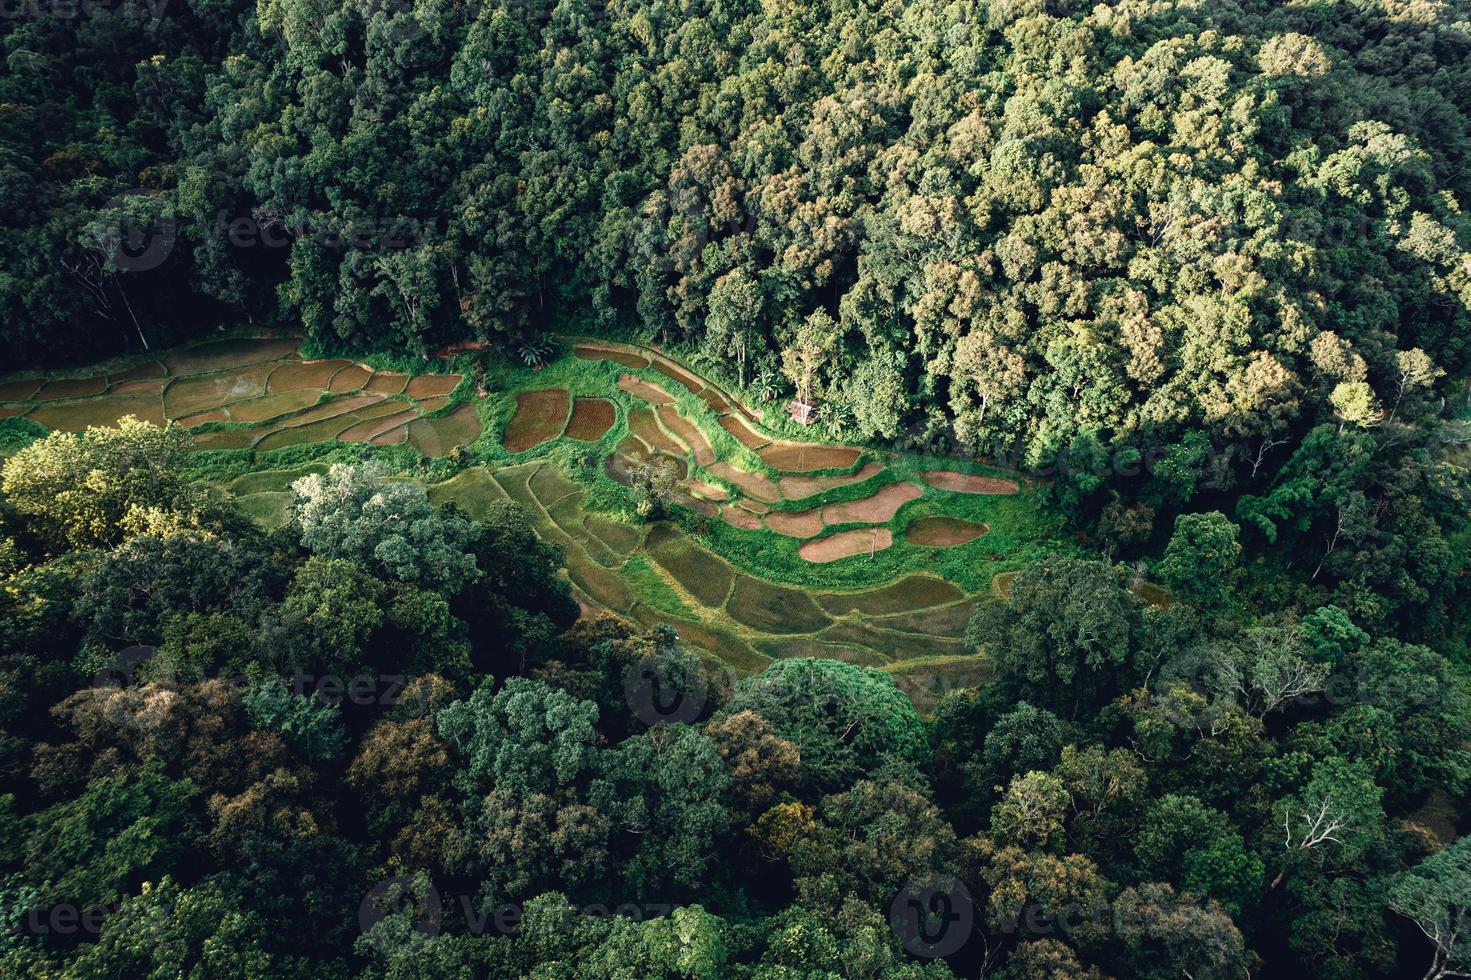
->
[720, 658, 928, 794]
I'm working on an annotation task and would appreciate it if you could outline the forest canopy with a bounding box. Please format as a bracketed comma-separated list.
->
[3, 0, 1471, 977]
[5, 0, 1470, 464]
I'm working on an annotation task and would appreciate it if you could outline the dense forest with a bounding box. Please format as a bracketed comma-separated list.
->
[0, 412, 1465, 978]
[3, 0, 1471, 976]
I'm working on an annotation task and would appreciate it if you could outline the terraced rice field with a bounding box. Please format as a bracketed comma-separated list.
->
[0, 337, 476, 455]
[481, 337, 1050, 705]
[429, 458, 996, 702]
[2, 334, 1093, 710]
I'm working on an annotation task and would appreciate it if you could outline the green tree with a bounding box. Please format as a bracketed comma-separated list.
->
[292, 463, 479, 594]
[1388, 837, 1471, 980]
[1155, 512, 1240, 611]
[968, 558, 1141, 715]
[719, 659, 928, 793]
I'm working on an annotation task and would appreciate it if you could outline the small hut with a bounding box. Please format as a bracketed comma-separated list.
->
[787, 398, 817, 426]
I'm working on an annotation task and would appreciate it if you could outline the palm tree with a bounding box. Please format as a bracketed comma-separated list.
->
[518, 336, 554, 368]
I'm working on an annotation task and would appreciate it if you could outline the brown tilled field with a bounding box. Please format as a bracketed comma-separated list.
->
[822, 482, 922, 525]
[503, 388, 570, 452]
[799, 527, 894, 563]
[921, 470, 1020, 494]
[905, 516, 988, 546]
[566, 397, 616, 441]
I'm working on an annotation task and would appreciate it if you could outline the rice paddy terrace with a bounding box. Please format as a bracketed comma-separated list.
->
[0, 335, 1094, 710]
[0, 337, 478, 455]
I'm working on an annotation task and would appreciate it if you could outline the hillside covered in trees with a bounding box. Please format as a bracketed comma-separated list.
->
[2, 0, 1471, 977]
[7, 0, 1471, 453]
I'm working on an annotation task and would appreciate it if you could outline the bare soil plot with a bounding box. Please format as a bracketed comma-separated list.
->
[503, 388, 570, 452]
[28, 395, 166, 430]
[738, 499, 769, 514]
[604, 452, 635, 486]
[406, 405, 482, 456]
[177, 410, 230, 428]
[699, 388, 732, 414]
[905, 516, 987, 547]
[757, 441, 863, 472]
[352, 398, 409, 421]
[921, 470, 1020, 494]
[0, 405, 28, 419]
[823, 482, 922, 525]
[565, 397, 615, 441]
[645, 524, 734, 608]
[370, 426, 407, 446]
[404, 374, 461, 399]
[687, 480, 729, 501]
[780, 462, 885, 500]
[35, 376, 107, 401]
[228, 390, 322, 424]
[721, 506, 762, 530]
[674, 492, 719, 517]
[329, 365, 373, 392]
[764, 509, 825, 538]
[280, 393, 384, 428]
[799, 527, 894, 563]
[163, 363, 276, 418]
[255, 415, 355, 451]
[0, 378, 42, 401]
[617, 374, 675, 404]
[628, 407, 687, 456]
[268, 360, 353, 392]
[162, 338, 299, 375]
[108, 378, 168, 395]
[365, 372, 409, 395]
[655, 405, 716, 464]
[717, 414, 769, 449]
[575, 344, 649, 369]
[414, 396, 451, 414]
[817, 577, 967, 617]
[726, 576, 832, 633]
[708, 462, 781, 502]
[651, 359, 704, 394]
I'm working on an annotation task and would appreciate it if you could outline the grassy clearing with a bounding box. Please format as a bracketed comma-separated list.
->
[622, 556, 697, 619]
[227, 463, 330, 495]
